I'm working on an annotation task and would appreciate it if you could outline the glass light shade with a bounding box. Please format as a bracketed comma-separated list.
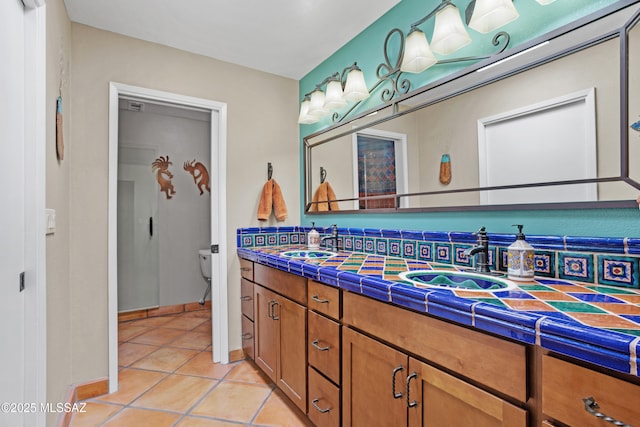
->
[430, 4, 472, 55]
[323, 79, 347, 110]
[342, 68, 369, 102]
[297, 99, 317, 124]
[468, 0, 519, 34]
[400, 28, 437, 73]
[307, 88, 328, 118]
[535, 0, 556, 4]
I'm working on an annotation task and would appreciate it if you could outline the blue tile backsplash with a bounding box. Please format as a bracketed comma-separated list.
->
[237, 226, 640, 289]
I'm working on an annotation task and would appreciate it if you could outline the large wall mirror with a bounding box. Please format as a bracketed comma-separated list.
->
[304, 2, 640, 213]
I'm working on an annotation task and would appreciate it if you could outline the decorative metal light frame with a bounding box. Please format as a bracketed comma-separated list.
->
[298, 0, 556, 125]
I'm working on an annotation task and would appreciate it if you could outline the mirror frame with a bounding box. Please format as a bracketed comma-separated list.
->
[304, 1, 640, 214]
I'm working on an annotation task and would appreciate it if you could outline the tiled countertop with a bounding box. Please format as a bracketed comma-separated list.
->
[238, 244, 640, 377]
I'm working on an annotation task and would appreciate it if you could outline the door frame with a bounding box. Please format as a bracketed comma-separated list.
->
[108, 82, 228, 393]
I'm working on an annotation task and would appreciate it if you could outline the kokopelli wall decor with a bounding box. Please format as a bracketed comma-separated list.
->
[183, 159, 210, 195]
[152, 155, 177, 199]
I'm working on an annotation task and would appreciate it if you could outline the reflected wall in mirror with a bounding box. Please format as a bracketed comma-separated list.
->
[305, 3, 640, 213]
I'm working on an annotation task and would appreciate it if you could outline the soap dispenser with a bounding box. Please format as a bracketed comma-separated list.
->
[507, 224, 535, 281]
[308, 222, 320, 250]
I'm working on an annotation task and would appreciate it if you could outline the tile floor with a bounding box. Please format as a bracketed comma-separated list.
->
[70, 308, 312, 426]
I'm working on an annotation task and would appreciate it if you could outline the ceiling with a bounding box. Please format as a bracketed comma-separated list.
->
[63, 0, 400, 80]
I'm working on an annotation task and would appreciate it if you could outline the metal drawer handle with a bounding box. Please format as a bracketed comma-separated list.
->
[583, 397, 632, 427]
[271, 301, 280, 320]
[311, 295, 330, 304]
[311, 339, 330, 351]
[242, 333, 252, 340]
[406, 372, 418, 408]
[392, 365, 404, 399]
[240, 267, 251, 272]
[311, 398, 331, 414]
[240, 296, 252, 301]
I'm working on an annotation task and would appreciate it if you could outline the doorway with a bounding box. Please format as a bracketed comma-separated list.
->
[108, 83, 228, 393]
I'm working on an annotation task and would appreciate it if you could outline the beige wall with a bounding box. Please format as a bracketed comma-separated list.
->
[47, 20, 299, 401]
[46, 0, 72, 425]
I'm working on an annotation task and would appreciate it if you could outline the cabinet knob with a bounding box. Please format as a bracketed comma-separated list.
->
[583, 397, 631, 427]
[311, 339, 330, 351]
[406, 372, 418, 408]
[311, 295, 330, 304]
[311, 398, 331, 414]
[391, 365, 404, 399]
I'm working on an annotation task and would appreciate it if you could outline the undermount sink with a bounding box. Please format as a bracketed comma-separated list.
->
[398, 270, 517, 292]
[280, 249, 337, 260]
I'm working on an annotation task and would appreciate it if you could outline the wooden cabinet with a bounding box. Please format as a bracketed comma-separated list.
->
[343, 327, 526, 427]
[542, 354, 640, 427]
[240, 263, 254, 361]
[253, 283, 307, 412]
[308, 364, 340, 427]
[308, 280, 340, 320]
[308, 310, 340, 385]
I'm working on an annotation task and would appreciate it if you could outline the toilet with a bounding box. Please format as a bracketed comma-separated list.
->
[198, 249, 212, 305]
[199, 249, 212, 279]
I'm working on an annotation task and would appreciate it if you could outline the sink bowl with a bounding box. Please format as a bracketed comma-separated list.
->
[280, 249, 337, 260]
[398, 270, 517, 292]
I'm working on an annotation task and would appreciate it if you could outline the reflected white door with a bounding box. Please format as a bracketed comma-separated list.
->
[117, 148, 160, 311]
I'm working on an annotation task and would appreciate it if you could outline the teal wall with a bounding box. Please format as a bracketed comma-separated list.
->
[299, 0, 640, 238]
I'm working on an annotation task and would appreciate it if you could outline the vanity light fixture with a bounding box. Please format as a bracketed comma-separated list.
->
[468, 0, 520, 34]
[298, 63, 369, 124]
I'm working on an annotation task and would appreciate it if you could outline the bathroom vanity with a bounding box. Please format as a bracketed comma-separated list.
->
[237, 227, 640, 427]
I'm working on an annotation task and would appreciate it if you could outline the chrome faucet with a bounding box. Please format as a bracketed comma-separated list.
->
[321, 224, 339, 251]
[464, 227, 491, 274]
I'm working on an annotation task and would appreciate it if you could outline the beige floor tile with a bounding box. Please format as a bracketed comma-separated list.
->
[118, 324, 151, 342]
[118, 342, 159, 367]
[131, 347, 199, 372]
[129, 316, 176, 327]
[225, 360, 272, 385]
[169, 331, 212, 350]
[132, 374, 217, 413]
[176, 352, 237, 379]
[192, 321, 212, 334]
[176, 416, 245, 426]
[163, 316, 208, 331]
[68, 401, 122, 426]
[95, 368, 167, 405]
[181, 309, 211, 319]
[253, 389, 312, 427]
[190, 381, 272, 423]
[102, 407, 181, 426]
[129, 327, 185, 346]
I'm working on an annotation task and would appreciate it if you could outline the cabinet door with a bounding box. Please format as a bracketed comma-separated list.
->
[276, 295, 307, 413]
[343, 327, 408, 427]
[254, 285, 278, 382]
[241, 314, 254, 360]
[407, 358, 527, 427]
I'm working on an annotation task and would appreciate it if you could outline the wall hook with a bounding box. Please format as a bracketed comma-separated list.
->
[267, 162, 273, 180]
[320, 166, 327, 184]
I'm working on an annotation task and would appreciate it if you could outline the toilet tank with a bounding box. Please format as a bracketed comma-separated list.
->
[199, 249, 212, 279]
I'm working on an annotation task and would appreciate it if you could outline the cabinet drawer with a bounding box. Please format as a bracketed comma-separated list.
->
[254, 264, 307, 305]
[308, 280, 340, 320]
[308, 310, 341, 384]
[343, 291, 527, 402]
[241, 278, 254, 320]
[240, 258, 253, 281]
[308, 367, 340, 427]
[542, 354, 640, 427]
[241, 314, 254, 360]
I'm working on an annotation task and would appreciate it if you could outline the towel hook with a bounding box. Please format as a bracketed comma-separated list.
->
[267, 162, 273, 180]
[320, 166, 327, 184]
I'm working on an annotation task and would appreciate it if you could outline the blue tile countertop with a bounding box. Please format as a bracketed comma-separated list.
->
[238, 245, 640, 377]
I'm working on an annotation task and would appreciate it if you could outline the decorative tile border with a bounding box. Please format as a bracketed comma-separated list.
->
[237, 226, 640, 289]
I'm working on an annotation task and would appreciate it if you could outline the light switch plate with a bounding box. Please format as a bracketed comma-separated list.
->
[45, 208, 56, 235]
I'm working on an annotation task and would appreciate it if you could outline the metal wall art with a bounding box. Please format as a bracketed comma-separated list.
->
[183, 159, 211, 195]
[152, 155, 176, 199]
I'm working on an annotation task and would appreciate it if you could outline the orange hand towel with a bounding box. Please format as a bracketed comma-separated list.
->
[272, 179, 288, 221]
[257, 180, 273, 221]
[310, 182, 340, 212]
[257, 179, 288, 221]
